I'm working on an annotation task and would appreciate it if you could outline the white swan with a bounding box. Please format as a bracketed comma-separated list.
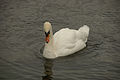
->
[43, 22, 89, 59]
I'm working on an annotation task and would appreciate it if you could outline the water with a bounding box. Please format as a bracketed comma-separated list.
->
[0, 0, 120, 80]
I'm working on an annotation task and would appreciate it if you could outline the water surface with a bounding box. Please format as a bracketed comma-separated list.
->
[0, 0, 120, 80]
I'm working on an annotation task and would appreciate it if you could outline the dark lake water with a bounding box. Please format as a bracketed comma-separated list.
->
[0, 0, 120, 80]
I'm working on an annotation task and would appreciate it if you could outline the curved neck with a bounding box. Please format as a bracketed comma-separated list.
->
[49, 27, 54, 44]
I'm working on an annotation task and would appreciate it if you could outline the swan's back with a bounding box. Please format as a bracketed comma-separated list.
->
[54, 28, 76, 49]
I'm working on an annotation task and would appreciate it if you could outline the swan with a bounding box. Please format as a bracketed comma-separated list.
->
[43, 22, 89, 59]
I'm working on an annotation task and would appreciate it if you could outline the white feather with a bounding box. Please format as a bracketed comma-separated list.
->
[43, 23, 89, 59]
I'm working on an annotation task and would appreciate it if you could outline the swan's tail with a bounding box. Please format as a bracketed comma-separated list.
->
[78, 25, 89, 36]
[78, 25, 90, 42]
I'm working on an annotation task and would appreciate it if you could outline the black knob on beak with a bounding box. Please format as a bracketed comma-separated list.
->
[45, 30, 50, 37]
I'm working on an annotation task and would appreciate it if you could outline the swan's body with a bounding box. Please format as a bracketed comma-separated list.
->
[43, 22, 89, 59]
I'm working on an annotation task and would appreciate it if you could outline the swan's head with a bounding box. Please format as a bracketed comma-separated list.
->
[44, 22, 52, 43]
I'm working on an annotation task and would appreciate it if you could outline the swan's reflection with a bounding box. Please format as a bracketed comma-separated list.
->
[42, 59, 53, 80]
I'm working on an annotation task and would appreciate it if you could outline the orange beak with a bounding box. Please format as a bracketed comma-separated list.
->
[45, 34, 49, 43]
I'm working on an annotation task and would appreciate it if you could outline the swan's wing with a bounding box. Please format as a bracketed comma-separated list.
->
[53, 28, 83, 56]
[54, 28, 77, 47]
[57, 39, 86, 57]
[53, 26, 89, 57]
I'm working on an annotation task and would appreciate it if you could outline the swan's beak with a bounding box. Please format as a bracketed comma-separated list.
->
[45, 31, 50, 43]
[45, 34, 49, 43]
